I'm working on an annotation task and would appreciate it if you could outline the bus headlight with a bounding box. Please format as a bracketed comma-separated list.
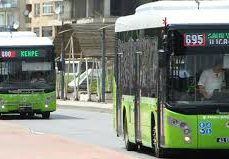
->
[168, 117, 192, 143]
[168, 117, 190, 129]
[45, 97, 52, 106]
[184, 128, 191, 135]
[0, 99, 4, 107]
[168, 117, 180, 127]
[180, 122, 188, 129]
[184, 136, 191, 143]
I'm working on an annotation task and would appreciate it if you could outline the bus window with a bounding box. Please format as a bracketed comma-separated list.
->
[168, 54, 229, 103]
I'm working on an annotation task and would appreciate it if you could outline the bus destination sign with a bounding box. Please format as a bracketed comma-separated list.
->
[0, 50, 16, 58]
[183, 32, 229, 47]
[0, 49, 44, 58]
[20, 50, 39, 57]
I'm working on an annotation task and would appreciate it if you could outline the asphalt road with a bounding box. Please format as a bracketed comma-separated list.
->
[5, 108, 154, 159]
[4, 107, 229, 159]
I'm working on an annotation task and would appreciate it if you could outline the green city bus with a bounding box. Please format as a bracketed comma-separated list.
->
[0, 32, 56, 119]
[113, 1, 229, 157]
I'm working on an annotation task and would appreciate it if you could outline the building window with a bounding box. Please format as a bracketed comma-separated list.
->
[0, 12, 18, 28]
[0, 13, 5, 26]
[25, 17, 31, 23]
[55, 2, 64, 14]
[34, 27, 40, 37]
[0, 0, 17, 8]
[73, 1, 86, 18]
[43, 2, 54, 15]
[42, 26, 52, 37]
[7, 12, 17, 27]
[34, 3, 40, 16]
[93, 0, 103, 17]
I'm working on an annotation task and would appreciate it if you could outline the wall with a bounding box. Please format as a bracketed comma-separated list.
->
[0, 0, 27, 31]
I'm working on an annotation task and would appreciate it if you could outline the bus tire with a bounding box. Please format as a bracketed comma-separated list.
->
[123, 115, 138, 151]
[20, 113, 27, 119]
[28, 113, 34, 118]
[42, 112, 50, 119]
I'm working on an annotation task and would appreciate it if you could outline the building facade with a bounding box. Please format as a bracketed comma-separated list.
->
[28, 0, 157, 39]
[65, 0, 157, 58]
[54, 0, 157, 58]
[29, 0, 72, 39]
[0, 0, 28, 31]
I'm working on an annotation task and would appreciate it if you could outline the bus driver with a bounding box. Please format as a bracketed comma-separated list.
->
[198, 61, 224, 99]
[31, 72, 45, 83]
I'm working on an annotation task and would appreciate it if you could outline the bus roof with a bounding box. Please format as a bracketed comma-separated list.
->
[115, 1, 229, 32]
[0, 31, 37, 38]
[0, 32, 53, 46]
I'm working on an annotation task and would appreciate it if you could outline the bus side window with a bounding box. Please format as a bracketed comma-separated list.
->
[0, 75, 4, 82]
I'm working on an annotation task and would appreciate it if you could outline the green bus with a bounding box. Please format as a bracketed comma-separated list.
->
[0, 32, 56, 119]
[113, 1, 229, 157]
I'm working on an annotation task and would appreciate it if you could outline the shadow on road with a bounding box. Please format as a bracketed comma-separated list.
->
[137, 146, 154, 156]
[0, 114, 85, 120]
[122, 146, 229, 159]
[50, 114, 85, 120]
[167, 150, 229, 159]
[57, 105, 112, 114]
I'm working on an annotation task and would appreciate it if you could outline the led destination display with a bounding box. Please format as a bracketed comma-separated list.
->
[183, 32, 229, 47]
[20, 50, 39, 57]
[0, 49, 47, 58]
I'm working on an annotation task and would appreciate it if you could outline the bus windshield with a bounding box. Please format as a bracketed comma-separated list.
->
[168, 54, 229, 105]
[0, 55, 55, 93]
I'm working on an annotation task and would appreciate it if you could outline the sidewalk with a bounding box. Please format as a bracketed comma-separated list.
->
[0, 121, 135, 159]
[57, 99, 113, 113]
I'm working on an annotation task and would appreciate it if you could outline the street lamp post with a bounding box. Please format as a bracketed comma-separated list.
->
[55, 2, 67, 100]
[101, 28, 106, 102]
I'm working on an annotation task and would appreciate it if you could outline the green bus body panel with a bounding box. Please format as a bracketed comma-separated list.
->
[164, 109, 198, 148]
[123, 95, 135, 143]
[122, 95, 158, 147]
[164, 109, 229, 149]
[140, 97, 157, 148]
[0, 91, 56, 113]
[197, 115, 229, 149]
[114, 85, 229, 149]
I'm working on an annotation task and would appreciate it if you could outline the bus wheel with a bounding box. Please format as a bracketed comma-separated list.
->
[42, 112, 50, 119]
[20, 113, 27, 119]
[123, 116, 138, 151]
[28, 113, 34, 118]
[152, 126, 165, 158]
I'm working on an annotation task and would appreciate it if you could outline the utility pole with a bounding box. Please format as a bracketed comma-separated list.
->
[60, 20, 65, 100]
[101, 28, 106, 102]
[59, 26, 73, 100]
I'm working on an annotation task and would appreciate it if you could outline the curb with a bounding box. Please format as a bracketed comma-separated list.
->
[57, 100, 113, 113]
